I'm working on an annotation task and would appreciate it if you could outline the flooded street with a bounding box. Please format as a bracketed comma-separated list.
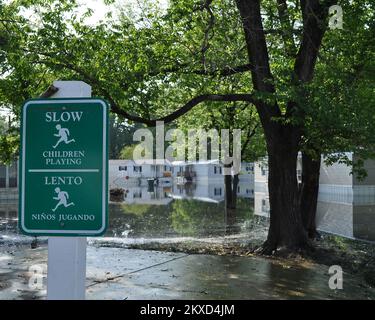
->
[2, 245, 375, 300]
[2, 180, 375, 246]
[1, 181, 267, 248]
[1, 181, 375, 300]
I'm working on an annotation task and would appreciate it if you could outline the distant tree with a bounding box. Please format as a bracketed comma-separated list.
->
[119, 144, 137, 160]
[109, 115, 144, 159]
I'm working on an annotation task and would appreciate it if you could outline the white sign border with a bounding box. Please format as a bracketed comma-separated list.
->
[20, 99, 108, 235]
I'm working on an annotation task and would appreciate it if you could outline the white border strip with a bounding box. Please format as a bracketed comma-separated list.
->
[21, 99, 107, 235]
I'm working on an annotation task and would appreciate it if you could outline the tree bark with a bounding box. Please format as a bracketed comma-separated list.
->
[224, 173, 239, 210]
[300, 151, 321, 239]
[261, 125, 309, 254]
[224, 174, 234, 209]
[234, 0, 329, 253]
[232, 174, 239, 208]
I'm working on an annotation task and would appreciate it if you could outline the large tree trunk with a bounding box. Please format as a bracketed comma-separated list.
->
[300, 151, 321, 239]
[261, 126, 309, 254]
[232, 174, 239, 207]
[224, 173, 239, 210]
[224, 172, 234, 209]
[235, 0, 328, 253]
[224, 174, 238, 234]
[224, 173, 239, 235]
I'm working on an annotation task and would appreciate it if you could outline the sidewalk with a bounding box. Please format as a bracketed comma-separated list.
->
[0, 245, 374, 300]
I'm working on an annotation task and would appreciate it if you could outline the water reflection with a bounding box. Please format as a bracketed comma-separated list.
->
[254, 185, 375, 242]
[0, 181, 256, 241]
[2, 180, 375, 243]
[107, 182, 254, 238]
[0, 204, 18, 230]
[316, 191, 375, 241]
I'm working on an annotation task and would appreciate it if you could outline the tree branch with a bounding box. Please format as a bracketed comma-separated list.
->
[200, 0, 215, 69]
[110, 93, 256, 127]
[241, 123, 259, 154]
[235, 0, 281, 124]
[294, 0, 334, 82]
[276, 0, 297, 56]
[288, 0, 334, 116]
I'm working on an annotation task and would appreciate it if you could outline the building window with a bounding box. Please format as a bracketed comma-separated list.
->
[214, 187, 222, 196]
[246, 165, 254, 173]
[134, 191, 142, 198]
[261, 166, 267, 176]
[134, 166, 142, 173]
[119, 166, 127, 171]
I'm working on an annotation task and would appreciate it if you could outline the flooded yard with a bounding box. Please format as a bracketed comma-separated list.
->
[2, 181, 375, 246]
[1, 181, 375, 300]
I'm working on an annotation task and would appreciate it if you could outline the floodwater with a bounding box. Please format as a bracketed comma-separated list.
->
[1, 179, 375, 245]
[107, 191, 256, 238]
[0, 180, 266, 247]
[2, 181, 375, 300]
[2, 246, 375, 300]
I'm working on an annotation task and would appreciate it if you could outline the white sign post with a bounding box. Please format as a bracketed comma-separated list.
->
[46, 81, 91, 300]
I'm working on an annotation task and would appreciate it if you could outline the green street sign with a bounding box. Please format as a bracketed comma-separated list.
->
[19, 98, 109, 236]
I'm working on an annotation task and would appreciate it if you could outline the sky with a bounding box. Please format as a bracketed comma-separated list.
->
[76, 0, 169, 24]
[77, 0, 115, 24]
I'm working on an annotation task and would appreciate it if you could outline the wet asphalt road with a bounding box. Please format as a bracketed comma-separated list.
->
[1, 245, 374, 300]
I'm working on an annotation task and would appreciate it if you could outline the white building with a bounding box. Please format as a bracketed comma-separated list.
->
[0, 161, 18, 202]
[236, 180, 255, 199]
[110, 159, 255, 203]
[253, 153, 375, 241]
[109, 159, 173, 188]
[172, 160, 254, 184]
[169, 180, 225, 203]
[0, 161, 18, 227]
[168, 178, 254, 204]
[121, 186, 173, 205]
[317, 153, 375, 240]
[172, 160, 223, 183]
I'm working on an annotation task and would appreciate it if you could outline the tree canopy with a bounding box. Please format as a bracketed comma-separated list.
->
[1, 0, 374, 251]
